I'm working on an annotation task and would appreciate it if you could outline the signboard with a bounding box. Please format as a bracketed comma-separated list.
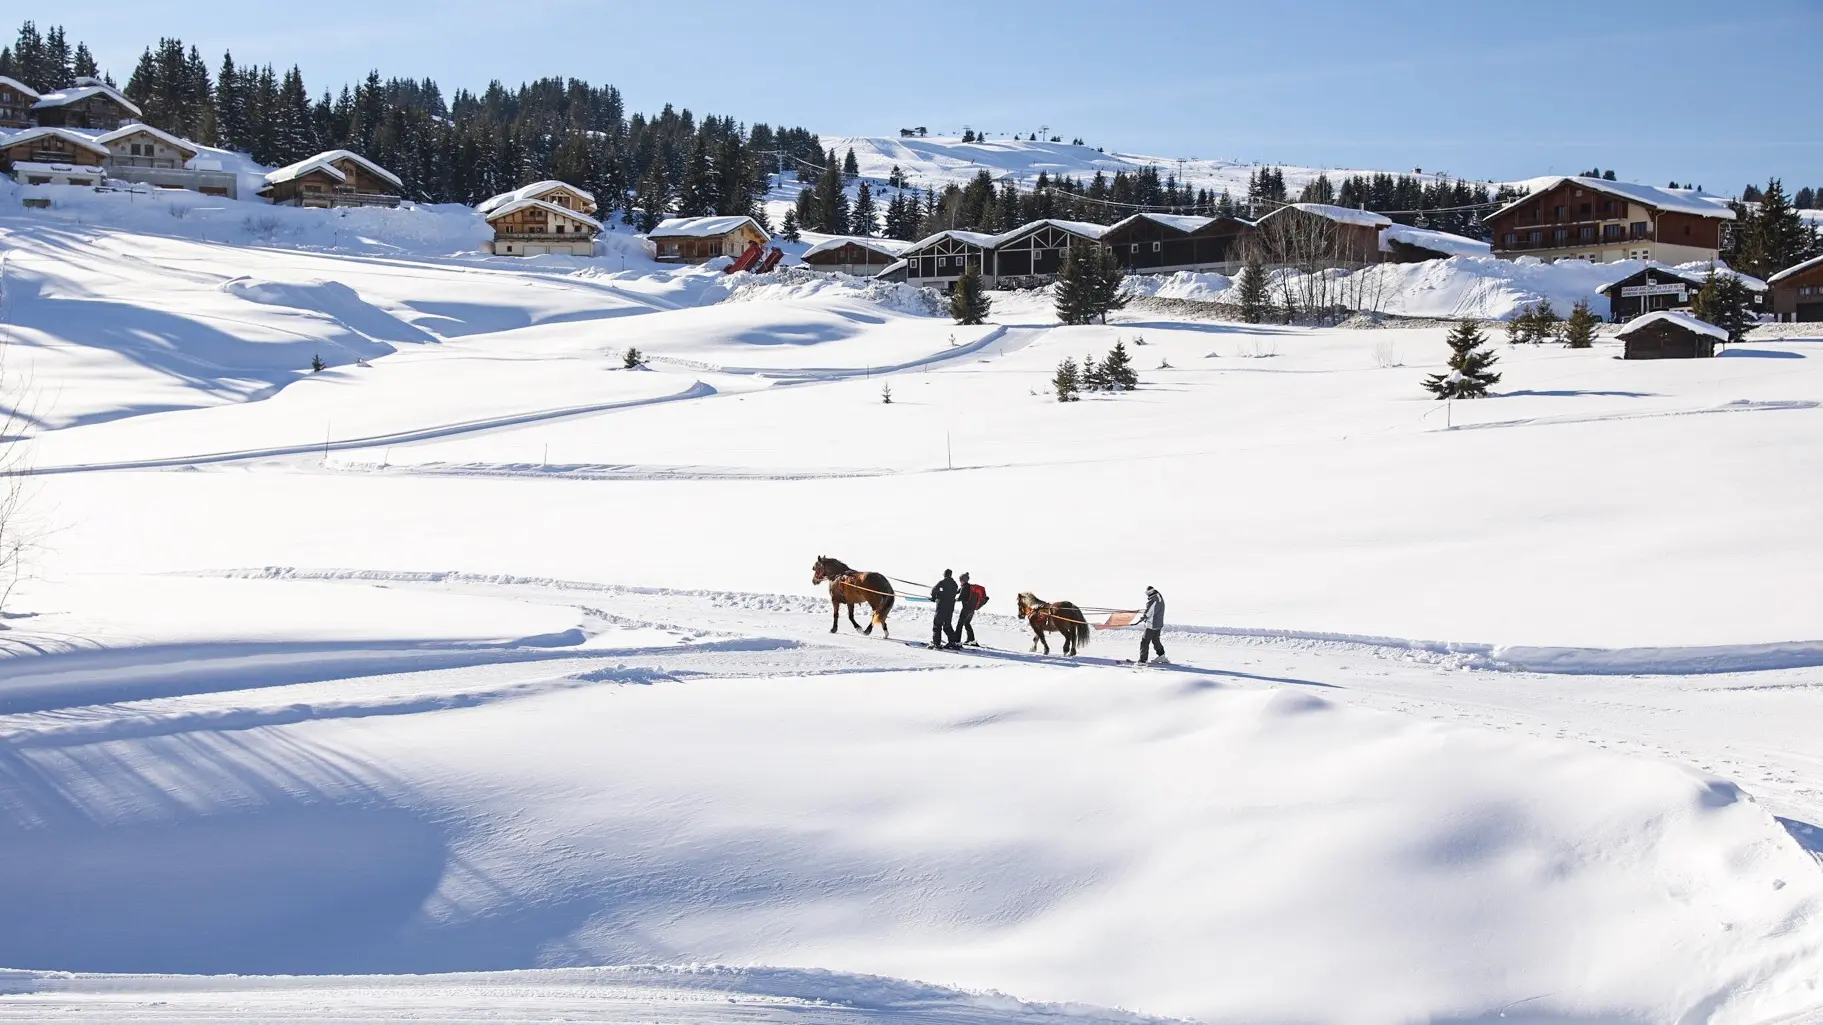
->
[1620, 283, 1688, 299]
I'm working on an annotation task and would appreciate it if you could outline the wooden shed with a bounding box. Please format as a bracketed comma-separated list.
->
[1768, 255, 1823, 323]
[1616, 310, 1727, 359]
[29, 77, 142, 131]
[259, 150, 403, 208]
[644, 216, 770, 263]
[800, 236, 910, 276]
[1101, 213, 1253, 274]
[484, 198, 601, 256]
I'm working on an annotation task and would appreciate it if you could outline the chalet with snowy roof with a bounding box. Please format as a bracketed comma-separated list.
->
[1484, 177, 1733, 266]
[898, 229, 999, 288]
[92, 123, 237, 198]
[0, 127, 108, 186]
[0, 76, 39, 128]
[1251, 203, 1391, 264]
[30, 76, 142, 131]
[990, 219, 1109, 284]
[1597, 264, 1767, 322]
[800, 236, 910, 276]
[1616, 310, 1727, 359]
[1101, 213, 1254, 274]
[1378, 224, 1490, 263]
[259, 150, 402, 208]
[484, 197, 602, 256]
[477, 180, 597, 218]
[643, 216, 770, 264]
[1768, 255, 1823, 323]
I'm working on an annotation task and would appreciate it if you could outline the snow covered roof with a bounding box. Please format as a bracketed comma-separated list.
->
[1259, 203, 1393, 229]
[875, 259, 909, 277]
[1616, 310, 1729, 342]
[1379, 224, 1490, 257]
[1596, 261, 1768, 294]
[991, 218, 1110, 246]
[1108, 212, 1216, 234]
[264, 150, 403, 188]
[9, 160, 105, 175]
[31, 78, 142, 117]
[902, 229, 1000, 254]
[645, 215, 769, 241]
[481, 197, 603, 232]
[93, 123, 200, 158]
[801, 236, 912, 259]
[1488, 177, 1736, 222]
[1768, 253, 1823, 284]
[477, 180, 596, 215]
[0, 76, 39, 99]
[0, 126, 111, 158]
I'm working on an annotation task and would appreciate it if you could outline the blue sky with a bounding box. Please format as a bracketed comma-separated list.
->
[41, 0, 1823, 194]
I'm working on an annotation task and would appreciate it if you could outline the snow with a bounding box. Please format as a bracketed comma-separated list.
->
[903, 228, 999, 252]
[1379, 223, 1491, 257]
[0, 125, 111, 159]
[994, 217, 1110, 242]
[647, 215, 768, 240]
[478, 196, 603, 231]
[1597, 260, 1770, 294]
[1618, 309, 1731, 341]
[1108, 211, 1222, 234]
[1493, 176, 1738, 221]
[8, 160, 104, 177]
[0, 75, 39, 100]
[800, 235, 912, 259]
[91, 122, 201, 157]
[263, 149, 403, 188]
[3, 184, 1823, 1025]
[1263, 202, 1393, 228]
[30, 79, 142, 117]
[475, 179, 596, 215]
[1769, 252, 1823, 283]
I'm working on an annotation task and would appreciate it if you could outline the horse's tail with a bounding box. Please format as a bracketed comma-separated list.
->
[863, 572, 895, 621]
[1062, 603, 1091, 648]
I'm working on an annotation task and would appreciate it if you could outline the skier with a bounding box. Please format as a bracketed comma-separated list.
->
[1138, 586, 1167, 665]
[929, 569, 959, 648]
[950, 572, 985, 649]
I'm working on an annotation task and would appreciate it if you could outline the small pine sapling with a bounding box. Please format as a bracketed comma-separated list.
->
[310, 353, 326, 373]
[1236, 257, 1269, 324]
[779, 209, 801, 242]
[1053, 358, 1081, 402]
[1562, 299, 1599, 348]
[1100, 340, 1138, 390]
[1424, 319, 1502, 399]
[949, 266, 992, 325]
[623, 346, 645, 368]
[881, 382, 892, 404]
[1082, 352, 1104, 391]
[1528, 299, 1562, 343]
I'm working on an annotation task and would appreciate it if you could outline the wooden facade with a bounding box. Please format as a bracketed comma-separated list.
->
[486, 199, 600, 256]
[900, 231, 995, 288]
[1250, 204, 1387, 265]
[990, 220, 1107, 283]
[0, 128, 110, 169]
[96, 125, 197, 169]
[800, 240, 904, 276]
[1485, 178, 1729, 265]
[1769, 256, 1823, 322]
[1618, 314, 1722, 359]
[0, 76, 37, 128]
[1102, 213, 1253, 273]
[1598, 266, 1766, 322]
[261, 151, 403, 208]
[645, 217, 770, 263]
[30, 80, 141, 131]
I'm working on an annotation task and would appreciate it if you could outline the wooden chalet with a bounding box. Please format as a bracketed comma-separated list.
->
[990, 219, 1108, 283]
[259, 150, 402, 208]
[1598, 264, 1767, 323]
[1768, 255, 1823, 323]
[1378, 224, 1491, 263]
[484, 198, 601, 256]
[477, 180, 597, 218]
[0, 76, 39, 128]
[800, 236, 910, 276]
[1484, 176, 1733, 265]
[1616, 311, 1726, 359]
[1102, 213, 1254, 274]
[29, 76, 142, 131]
[1250, 203, 1390, 264]
[0, 127, 109, 186]
[899, 229, 999, 288]
[92, 123, 237, 198]
[644, 216, 770, 263]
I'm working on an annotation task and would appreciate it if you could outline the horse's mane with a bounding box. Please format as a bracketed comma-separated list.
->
[817, 555, 853, 574]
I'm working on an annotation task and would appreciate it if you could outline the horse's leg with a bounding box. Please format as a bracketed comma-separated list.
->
[830, 595, 840, 634]
[862, 599, 876, 635]
[878, 607, 890, 639]
[847, 602, 864, 632]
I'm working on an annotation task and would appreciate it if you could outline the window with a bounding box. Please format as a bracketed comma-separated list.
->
[1504, 232, 1517, 245]
[1130, 244, 1139, 253]
[1554, 205, 1566, 220]
[1604, 224, 1623, 241]
[1554, 228, 1568, 244]
[1580, 226, 1595, 240]
[1529, 231, 1542, 244]
[1151, 241, 1161, 252]
[1602, 200, 1615, 215]
[1630, 222, 1649, 239]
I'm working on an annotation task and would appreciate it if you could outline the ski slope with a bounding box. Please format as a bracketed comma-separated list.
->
[2, 186, 1823, 1025]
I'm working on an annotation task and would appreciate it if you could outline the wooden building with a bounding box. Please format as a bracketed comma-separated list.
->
[1378, 223, 1491, 263]
[1101, 213, 1253, 273]
[898, 229, 1000, 288]
[1616, 311, 1726, 359]
[800, 236, 909, 276]
[0, 127, 109, 186]
[478, 180, 597, 218]
[484, 198, 601, 256]
[1768, 255, 1823, 322]
[990, 219, 1108, 283]
[1598, 264, 1768, 322]
[29, 77, 142, 130]
[644, 215, 770, 263]
[1484, 176, 1733, 265]
[1250, 203, 1390, 264]
[259, 150, 402, 208]
[0, 76, 39, 128]
[92, 123, 238, 198]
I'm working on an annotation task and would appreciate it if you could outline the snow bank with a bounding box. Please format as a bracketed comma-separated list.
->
[1121, 269, 1233, 302]
[716, 265, 942, 316]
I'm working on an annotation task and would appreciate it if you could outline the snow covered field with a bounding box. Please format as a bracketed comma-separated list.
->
[2, 188, 1822, 1025]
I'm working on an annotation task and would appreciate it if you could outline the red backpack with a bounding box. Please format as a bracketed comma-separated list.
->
[967, 583, 988, 608]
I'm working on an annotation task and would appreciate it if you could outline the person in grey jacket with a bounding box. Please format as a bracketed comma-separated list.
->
[1139, 586, 1167, 664]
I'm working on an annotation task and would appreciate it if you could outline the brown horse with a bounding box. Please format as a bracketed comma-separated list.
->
[811, 555, 896, 638]
[1017, 592, 1091, 656]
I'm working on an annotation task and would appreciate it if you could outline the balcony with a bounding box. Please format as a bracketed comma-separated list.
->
[1497, 230, 1651, 252]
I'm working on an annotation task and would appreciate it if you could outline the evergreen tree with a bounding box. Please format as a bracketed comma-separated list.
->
[1054, 244, 1126, 325]
[310, 353, 326, 373]
[677, 133, 718, 216]
[635, 160, 672, 231]
[780, 208, 801, 242]
[1691, 269, 1755, 345]
[623, 346, 645, 368]
[1099, 340, 1138, 390]
[1082, 352, 1104, 391]
[1734, 179, 1812, 277]
[1424, 320, 1501, 399]
[950, 265, 992, 325]
[1236, 256, 1269, 323]
[850, 181, 877, 237]
[813, 160, 849, 234]
[71, 41, 96, 79]
[1052, 358, 1081, 402]
[1563, 299, 1599, 349]
[841, 147, 858, 181]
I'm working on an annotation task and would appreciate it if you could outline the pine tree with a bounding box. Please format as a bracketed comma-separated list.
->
[1691, 269, 1755, 345]
[1424, 320, 1501, 399]
[780, 208, 801, 242]
[1563, 298, 1599, 349]
[1099, 340, 1138, 390]
[1236, 256, 1269, 323]
[635, 160, 671, 231]
[850, 181, 877, 237]
[1087, 244, 1130, 324]
[310, 353, 326, 373]
[623, 346, 645, 369]
[842, 147, 858, 181]
[814, 160, 848, 234]
[950, 265, 991, 325]
[1082, 352, 1104, 391]
[1056, 244, 1128, 325]
[1052, 358, 1081, 402]
[881, 381, 892, 404]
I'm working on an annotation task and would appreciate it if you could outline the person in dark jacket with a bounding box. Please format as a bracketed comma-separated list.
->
[1139, 586, 1167, 664]
[950, 571, 982, 649]
[929, 569, 959, 648]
